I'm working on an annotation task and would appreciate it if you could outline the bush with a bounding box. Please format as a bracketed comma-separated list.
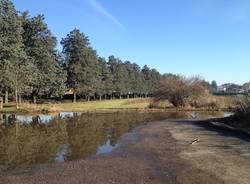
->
[225, 97, 250, 130]
[154, 75, 207, 108]
[149, 100, 172, 109]
[188, 96, 220, 110]
[234, 97, 250, 118]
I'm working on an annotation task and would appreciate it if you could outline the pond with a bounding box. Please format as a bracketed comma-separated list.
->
[0, 111, 226, 171]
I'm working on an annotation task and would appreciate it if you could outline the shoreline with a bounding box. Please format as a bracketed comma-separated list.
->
[0, 97, 233, 114]
[0, 106, 229, 114]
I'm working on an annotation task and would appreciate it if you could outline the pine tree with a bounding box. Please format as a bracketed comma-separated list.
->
[142, 65, 151, 95]
[107, 56, 129, 98]
[150, 68, 161, 95]
[131, 63, 144, 96]
[0, 0, 31, 107]
[21, 13, 66, 102]
[211, 80, 218, 92]
[0, 1, 164, 103]
[61, 29, 100, 102]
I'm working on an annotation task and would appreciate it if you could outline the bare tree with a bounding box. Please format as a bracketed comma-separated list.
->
[154, 75, 207, 108]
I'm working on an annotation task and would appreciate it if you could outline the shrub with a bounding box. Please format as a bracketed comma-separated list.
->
[234, 97, 250, 118]
[149, 100, 172, 109]
[188, 96, 220, 110]
[154, 75, 207, 108]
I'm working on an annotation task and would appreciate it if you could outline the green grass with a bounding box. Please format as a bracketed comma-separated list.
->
[19, 98, 151, 113]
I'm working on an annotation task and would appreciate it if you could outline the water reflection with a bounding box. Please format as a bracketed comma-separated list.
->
[0, 112, 81, 125]
[0, 111, 225, 171]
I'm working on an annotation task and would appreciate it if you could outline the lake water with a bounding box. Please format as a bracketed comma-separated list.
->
[0, 111, 227, 171]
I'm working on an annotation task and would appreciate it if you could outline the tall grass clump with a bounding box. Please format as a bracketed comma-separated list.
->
[235, 97, 250, 118]
[232, 97, 250, 129]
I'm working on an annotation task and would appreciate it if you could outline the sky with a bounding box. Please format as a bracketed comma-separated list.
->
[12, 0, 250, 85]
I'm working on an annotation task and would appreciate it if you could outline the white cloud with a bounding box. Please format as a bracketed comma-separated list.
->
[87, 0, 124, 28]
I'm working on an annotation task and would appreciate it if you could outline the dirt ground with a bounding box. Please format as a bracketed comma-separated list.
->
[1, 119, 250, 184]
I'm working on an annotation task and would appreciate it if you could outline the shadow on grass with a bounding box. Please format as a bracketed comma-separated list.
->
[3, 103, 16, 108]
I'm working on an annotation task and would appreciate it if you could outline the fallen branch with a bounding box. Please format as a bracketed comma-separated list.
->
[190, 139, 200, 145]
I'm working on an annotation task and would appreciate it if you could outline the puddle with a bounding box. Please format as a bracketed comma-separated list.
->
[0, 111, 226, 171]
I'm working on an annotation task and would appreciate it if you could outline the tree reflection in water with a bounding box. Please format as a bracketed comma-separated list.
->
[0, 111, 187, 171]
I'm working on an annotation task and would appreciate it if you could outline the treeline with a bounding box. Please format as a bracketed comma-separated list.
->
[0, 0, 161, 105]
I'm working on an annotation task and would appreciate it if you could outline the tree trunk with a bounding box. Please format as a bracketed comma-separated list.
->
[99, 95, 102, 101]
[0, 114, 3, 122]
[15, 121, 19, 138]
[33, 95, 37, 104]
[87, 96, 90, 102]
[15, 89, 19, 109]
[0, 97, 3, 109]
[4, 91, 8, 104]
[73, 92, 76, 103]
[18, 94, 22, 105]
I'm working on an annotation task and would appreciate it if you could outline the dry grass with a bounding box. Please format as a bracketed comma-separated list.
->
[149, 100, 173, 109]
[19, 98, 151, 113]
[188, 95, 238, 110]
[150, 95, 237, 111]
[226, 96, 250, 131]
[1, 95, 239, 113]
[212, 96, 250, 132]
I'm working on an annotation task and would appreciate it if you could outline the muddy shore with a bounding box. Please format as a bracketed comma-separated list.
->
[1, 119, 250, 184]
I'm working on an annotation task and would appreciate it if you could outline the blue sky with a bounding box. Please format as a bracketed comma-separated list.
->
[13, 0, 250, 85]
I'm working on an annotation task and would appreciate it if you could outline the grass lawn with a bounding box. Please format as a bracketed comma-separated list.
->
[18, 98, 152, 113]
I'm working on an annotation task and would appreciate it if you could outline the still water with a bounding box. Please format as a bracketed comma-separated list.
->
[0, 111, 225, 171]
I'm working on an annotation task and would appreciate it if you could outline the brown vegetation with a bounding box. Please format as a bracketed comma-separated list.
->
[214, 96, 250, 132]
[153, 75, 239, 111]
[154, 75, 208, 108]
[235, 96, 250, 116]
[230, 96, 250, 129]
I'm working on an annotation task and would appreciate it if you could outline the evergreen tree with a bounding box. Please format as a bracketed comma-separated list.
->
[211, 80, 218, 92]
[0, 0, 164, 103]
[0, 0, 31, 107]
[124, 62, 143, 97]
[107, 56, 129, 98]
[142, 65, 151, 95]
[123, 61, 133, 95]
[150, 68, 161, 94]
[61, 29, 100, 102]
[97, 57, 113, 99]
[21, 13, 65, 102]
[131, 63, 144, 95]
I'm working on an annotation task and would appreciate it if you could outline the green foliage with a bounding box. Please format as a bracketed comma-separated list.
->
[21, 13, 66, 99]
[211, 80, 218, 91]
[107, 56, 128, 94]
[61, 29, 101, 97]
[0, 0, 31, 101]
[0, 0, 163, 103]
[98, 57, 113, 96]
